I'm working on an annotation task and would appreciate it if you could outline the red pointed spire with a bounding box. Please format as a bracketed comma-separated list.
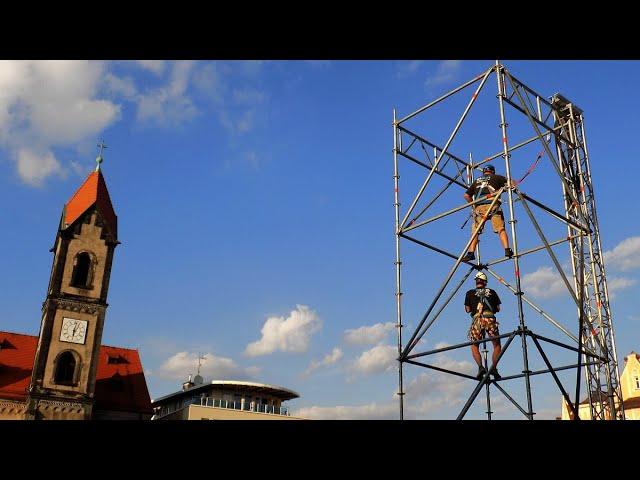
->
[64, 170, 117, 236]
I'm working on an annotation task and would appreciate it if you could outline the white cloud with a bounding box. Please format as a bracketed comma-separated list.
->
[303, 347, 343, 376]
[16, 148, 64, 186]
[193, 62, 270, 142]
[0, 60, 273, 185]
[521, 262, 636, 300]
[136, 60, 198, 127]
[294, 402, 398, 420]
[298, 354, 476, 419]
[136, 60, 166, 75]
[425, 60, 462, 87]
[156, 351, 256, 381]
[343, 322, 395, 346]
[218, 108, 257, 134]
[405, 356, 475, 397]
[0, 60, 121, 185]
[192, 63, 224, 101]
[604, 236, 640, 271]
[521, 266, 568, 299]
[104, 73, 137, 99]
[404, 356, 478, 418]
[608, 276, 637, 299]
[245, 305, 322, 357]
[397, 60, 424, 78]
[351, 344, 397, 376]
[216, 88, 267, 135]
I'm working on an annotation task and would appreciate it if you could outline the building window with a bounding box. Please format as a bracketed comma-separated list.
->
[634, 376, 640, 390]
[107, 354, 129, 365]
[54, 351, 78, 385]
[71, 252, 93, 288]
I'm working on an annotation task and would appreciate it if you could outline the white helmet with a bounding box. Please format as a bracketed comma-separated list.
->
[474, 272, 488, 282]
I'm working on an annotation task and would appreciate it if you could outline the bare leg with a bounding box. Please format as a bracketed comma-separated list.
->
[468, 233, 480, 254]
[491, 339, 502, 368]
[471, 344, 483, 367]
[498, 229, 509, 249]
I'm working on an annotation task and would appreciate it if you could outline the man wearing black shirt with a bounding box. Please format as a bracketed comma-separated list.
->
[464, 271, 502, 380]
[462, 164, 513, 262]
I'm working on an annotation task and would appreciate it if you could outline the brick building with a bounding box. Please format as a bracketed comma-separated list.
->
[0, 155, 153, 419]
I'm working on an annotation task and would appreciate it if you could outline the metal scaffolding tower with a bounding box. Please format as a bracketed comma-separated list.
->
[393, 61, 624, 420]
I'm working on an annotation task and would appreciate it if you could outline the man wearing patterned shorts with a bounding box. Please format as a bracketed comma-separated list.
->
[465, 271, 503, 380]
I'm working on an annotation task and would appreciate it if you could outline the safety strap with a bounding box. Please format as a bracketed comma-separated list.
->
[460, 194, 499, 229]
[514, 133, 552, 186]
[515, 150, 544, 185]
[473, 176, 497, 205]
[476, 288, 494, 312]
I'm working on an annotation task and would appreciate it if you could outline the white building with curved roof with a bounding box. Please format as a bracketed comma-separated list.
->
[151, 377, 305, 420]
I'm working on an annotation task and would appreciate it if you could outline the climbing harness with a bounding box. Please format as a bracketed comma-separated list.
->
[460, 142, 549, 229]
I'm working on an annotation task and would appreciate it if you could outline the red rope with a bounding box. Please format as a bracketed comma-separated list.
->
[514, 149, 545, 186]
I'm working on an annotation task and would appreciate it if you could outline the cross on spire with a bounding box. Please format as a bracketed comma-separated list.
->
[95, 140, 107, 172]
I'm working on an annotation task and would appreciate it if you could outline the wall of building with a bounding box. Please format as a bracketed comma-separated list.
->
[158, 407, 190, 420]
[60, 212, 111, 301]
[560, 400, 594, 420]
[0, 400, 27, 420]
[620, 355, 640, 401]
[561, 353, 640, 420]
[93, 409, 151, 420]
[186, 405, 303, 420]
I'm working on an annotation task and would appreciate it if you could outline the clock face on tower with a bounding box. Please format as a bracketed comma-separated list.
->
[60, 317, 88, 344]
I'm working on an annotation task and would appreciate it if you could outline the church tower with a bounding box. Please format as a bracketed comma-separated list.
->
[26, 145, 119, 420]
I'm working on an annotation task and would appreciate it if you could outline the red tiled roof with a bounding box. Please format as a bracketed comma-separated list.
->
[64, 171, 117, 236]
[623, 397, 640, 410]
[0, 332, 37, 401]
[0, 331, 152, 415]
[94, 345, 153, 414]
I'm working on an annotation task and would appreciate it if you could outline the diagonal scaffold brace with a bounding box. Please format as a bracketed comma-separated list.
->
[392, 61, 625, 420]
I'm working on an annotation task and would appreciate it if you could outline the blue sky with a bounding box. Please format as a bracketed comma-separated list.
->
[0, 60, 638, 419]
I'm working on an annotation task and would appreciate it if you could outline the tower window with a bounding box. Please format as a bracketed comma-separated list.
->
[634, 376, 640, 390]
[71, 252, 92, 288]
[54, 351, 78, 385]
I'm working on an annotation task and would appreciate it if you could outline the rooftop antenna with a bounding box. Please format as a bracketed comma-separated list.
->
[194, 353, 205, 385]
[95, 140, 107, 172]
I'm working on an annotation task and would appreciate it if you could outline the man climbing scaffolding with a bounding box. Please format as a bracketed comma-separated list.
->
[462, 164, 513, 262]
[464, 272, 502, 380]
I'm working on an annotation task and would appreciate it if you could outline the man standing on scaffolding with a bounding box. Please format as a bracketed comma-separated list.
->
[465, 271, 502, 380]
[462, 164, 513, 262]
